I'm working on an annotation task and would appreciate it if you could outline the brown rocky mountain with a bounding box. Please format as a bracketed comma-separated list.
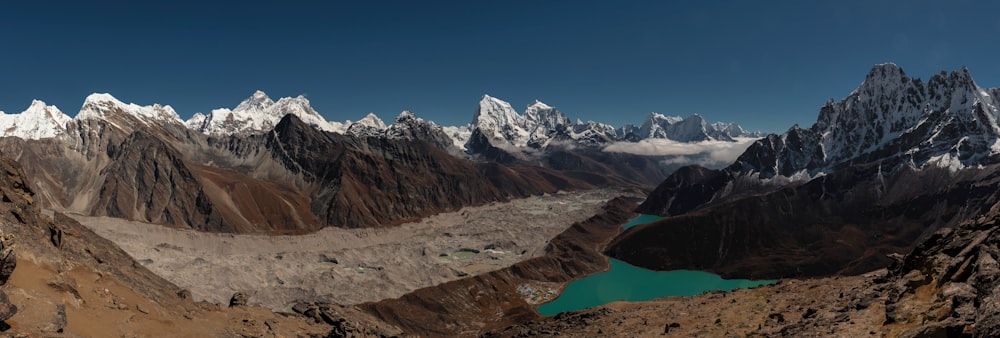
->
[0, 111, 635, 233]
[0, 91, 690, 234]
[94, 131, 228, 231]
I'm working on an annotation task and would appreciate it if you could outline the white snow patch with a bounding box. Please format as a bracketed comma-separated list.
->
[924, 153, 965, 172]
[442, 125, 471, 151]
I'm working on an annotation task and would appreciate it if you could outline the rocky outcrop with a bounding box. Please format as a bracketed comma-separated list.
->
[358, 196, 638, 337]
[292, 303, 400, 337]
[0, 226, 16, 324]
[228, 292, 248, 307]
[878, 207, 1000, 337]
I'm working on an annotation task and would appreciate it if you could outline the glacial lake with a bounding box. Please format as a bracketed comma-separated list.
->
[621, 214, 665, 229]
[536, 215, 776, 316]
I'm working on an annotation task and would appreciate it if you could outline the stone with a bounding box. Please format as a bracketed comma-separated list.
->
[0, 234, 15, 285]
[0, 292, 16, 322]
[229, 292, 248, 307]
[48, 225, 62, 249]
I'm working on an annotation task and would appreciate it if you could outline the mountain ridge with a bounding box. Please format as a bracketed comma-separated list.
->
[0, 91, 760, 151]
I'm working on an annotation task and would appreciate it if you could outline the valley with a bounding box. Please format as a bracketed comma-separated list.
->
[69, 189, 628, 310]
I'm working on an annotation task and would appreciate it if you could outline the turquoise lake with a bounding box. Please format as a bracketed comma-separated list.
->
[536, 215, 776, 316]
[621, 214, 665, 229]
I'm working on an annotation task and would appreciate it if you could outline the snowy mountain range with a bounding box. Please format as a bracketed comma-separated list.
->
[0, 91, 760, 156]
[636, 63, 1000, 218]
[732, 63, 1000, 179]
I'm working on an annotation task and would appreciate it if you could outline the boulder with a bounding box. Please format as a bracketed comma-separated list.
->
[229, 292, 248, 307]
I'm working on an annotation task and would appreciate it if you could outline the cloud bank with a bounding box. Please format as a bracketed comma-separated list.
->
[602, 137, 758, 168]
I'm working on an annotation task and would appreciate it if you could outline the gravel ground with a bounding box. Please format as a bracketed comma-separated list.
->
[68, 189, 624, 311]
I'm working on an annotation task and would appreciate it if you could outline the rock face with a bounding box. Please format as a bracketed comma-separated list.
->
[93, 131, 228, 231]
[0, 224, 17, 323]
[878, 209, 1000, 337]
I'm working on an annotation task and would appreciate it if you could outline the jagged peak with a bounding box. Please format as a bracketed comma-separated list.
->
[234, 90, 275, 112]
[946, 66, 976, 86]
[644, 112, 683, 124]
[481, 93, 500, 102]
[527, 100, 553, 110]
[857, 63, 910, 90]
[0, 99, 70, 139]
[356, 112, 386, 128]
[474, 94, 521, 121]
[28, 99, 50, 109]
[274, 94, 309, 104]
[83, 92, 121, 105]
[7, 99, 64, 118]
[684, 114, 705, 123]
[395, 110, 418, 122]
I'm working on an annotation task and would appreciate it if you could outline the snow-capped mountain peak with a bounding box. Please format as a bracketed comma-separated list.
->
[346, 113, 387, 137]
[634, 112, 733, 142]
[395, 110, 417, 122]
[472, 94, 529, 147]
[234, 90, 274, 113]
[357, 113, 386, 129]
[734, 64, 1000, 179]
[0, 99, 72, 139]
[188, 90, 342, 136]
[76, 93, 183, 125]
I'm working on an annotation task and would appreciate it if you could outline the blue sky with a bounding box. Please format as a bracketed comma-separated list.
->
[2, 1, 1000, 132]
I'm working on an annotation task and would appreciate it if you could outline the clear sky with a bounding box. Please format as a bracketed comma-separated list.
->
[2, 0, 1000, 132]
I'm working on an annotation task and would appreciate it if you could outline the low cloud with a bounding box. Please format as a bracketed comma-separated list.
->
[602, 138, 758, 167]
